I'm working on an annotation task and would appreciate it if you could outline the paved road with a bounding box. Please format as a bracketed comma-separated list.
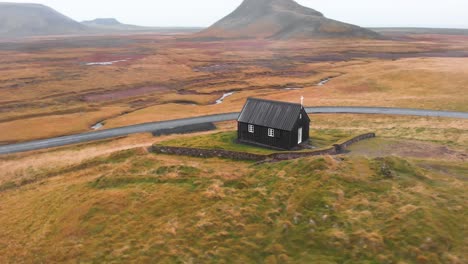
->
[1, 107, 467, 155]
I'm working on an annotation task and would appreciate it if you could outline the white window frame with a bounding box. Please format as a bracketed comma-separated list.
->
[248, 124, 254, 133]
[268, 128, 275, 137]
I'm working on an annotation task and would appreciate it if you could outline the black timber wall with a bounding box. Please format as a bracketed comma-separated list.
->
[238, 122, 292, 149]
[238, 108, 311, 150]
[290, 108, 310, 146]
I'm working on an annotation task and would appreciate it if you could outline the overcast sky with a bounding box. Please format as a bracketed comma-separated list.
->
[8, 0, 468, 28]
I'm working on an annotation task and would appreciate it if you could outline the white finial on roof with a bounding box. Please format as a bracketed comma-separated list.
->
[301, 96, 304, 107]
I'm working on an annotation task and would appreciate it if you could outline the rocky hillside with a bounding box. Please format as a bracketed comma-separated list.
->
[197, 0, 380, 39]
[0, 3, 87, 37]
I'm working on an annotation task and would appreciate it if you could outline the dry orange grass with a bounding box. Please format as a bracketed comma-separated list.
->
[1, 112, 465, 188]
[0, 93, 466, 263]
[0, 106, 127, 143]
[0, 121, 237, 185]
[310, 114, 468, 148]
[0, 146, 465, 263]
[55, 56, 468, 136]
[0, 134, 153, 185]
[1, 36, 468, 143]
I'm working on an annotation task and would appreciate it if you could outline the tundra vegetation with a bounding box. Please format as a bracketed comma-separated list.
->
[0, 3, 467, 262]
[157, 129, 355, 155]
[1, 33, 468, 143]
[0, 115, 466, 263]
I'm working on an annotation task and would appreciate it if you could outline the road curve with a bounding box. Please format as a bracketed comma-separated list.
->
[1, 107, 467, 155]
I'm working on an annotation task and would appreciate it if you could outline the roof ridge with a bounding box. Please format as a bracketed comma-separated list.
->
[247, 97, 302, 107]
[239, 97, 304, 131]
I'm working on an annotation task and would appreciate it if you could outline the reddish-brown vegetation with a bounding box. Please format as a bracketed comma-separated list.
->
[83, 86, 169, 102]
[0, 32, 467, 143]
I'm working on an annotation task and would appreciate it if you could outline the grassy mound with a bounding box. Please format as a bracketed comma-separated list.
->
[158, 129, 354, 155]
[0, 148, 466, 263]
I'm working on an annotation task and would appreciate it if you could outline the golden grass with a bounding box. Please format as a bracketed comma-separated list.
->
[0, 97, 466, 262]
[1, 36, 468, 142]
[311, 114, 468, 147]
[104, 103, 237, 128]
[0, 148, 465, 263]
[158, 129, 355, 155]
[0, 106, 127, 143]
[2, 114, 465, 187]
[0, 121, 239, 186]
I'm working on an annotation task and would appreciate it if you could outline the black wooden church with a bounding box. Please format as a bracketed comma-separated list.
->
[237, 98, 310, 150]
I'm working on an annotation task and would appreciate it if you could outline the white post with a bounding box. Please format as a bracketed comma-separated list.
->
[301, 96, 304, 107]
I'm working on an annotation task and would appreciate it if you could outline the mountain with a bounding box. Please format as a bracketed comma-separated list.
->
[0, 3, 87, 37]
[0, 3, 202, 38]
[197, 0, 380, 39]
[82, 18, 153, 31]
[82, 18, 203, 34]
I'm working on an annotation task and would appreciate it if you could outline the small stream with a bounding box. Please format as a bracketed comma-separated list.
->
[91, 122, 105, 130]
[85, 59, 128, 66]
[283, 87, 302, 90]
[317, 77, 332, 86]
[215, 92, 235, 104]
[281, 77, 334, 91]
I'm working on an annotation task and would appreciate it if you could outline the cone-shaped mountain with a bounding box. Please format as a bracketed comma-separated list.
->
[198, 0, 380, 39]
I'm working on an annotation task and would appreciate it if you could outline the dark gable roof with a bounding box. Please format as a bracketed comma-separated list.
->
[238, 98, 303, 131]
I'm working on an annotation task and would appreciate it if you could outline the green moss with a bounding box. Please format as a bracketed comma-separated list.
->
[107, 149, 140, 163]
[372, 157, 431, 184]
[158, 130, 354, 155]
[81, 207, 104, 222]
[0, 148, 147, 192]
[153, 165, 201, 177]
[3, 146, 466, 263]
[88, 223, 106, 235]
[89, 172, 203, 190]
[131, 158, 157, 170]
[0, 181, 18, 192]
[223, 179, 251, 189]
[309, 129, 353, 148]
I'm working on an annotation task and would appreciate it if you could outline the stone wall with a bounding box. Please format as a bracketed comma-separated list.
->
[150, 133, 376, 162]
[333, 132, 377, 153]
[151, 145, 265, 161]
[152, 123, 216, 137]
[268, 147, 337, 161]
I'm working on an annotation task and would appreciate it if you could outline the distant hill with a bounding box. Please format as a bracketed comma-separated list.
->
[82, 18, 156, 31]
[0, 3, 87, 37]
[196, 0, 380, 40]
[371, 27, 468, 35]
[83, 18, 123, 27]
[0, 3, 201, 38]
[82, 18, 202, 34]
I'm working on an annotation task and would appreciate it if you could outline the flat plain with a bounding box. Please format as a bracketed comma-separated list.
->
[1, 33, 467, 143]
[0, 31, 467, 263]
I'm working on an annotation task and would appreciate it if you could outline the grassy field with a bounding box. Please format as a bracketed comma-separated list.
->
[310, 114, 468, 148]
[0, 147, 466, 263]
[0, 113, 466, 263]
[0, 32, 467, 263]
[158, 129, 355, 155]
